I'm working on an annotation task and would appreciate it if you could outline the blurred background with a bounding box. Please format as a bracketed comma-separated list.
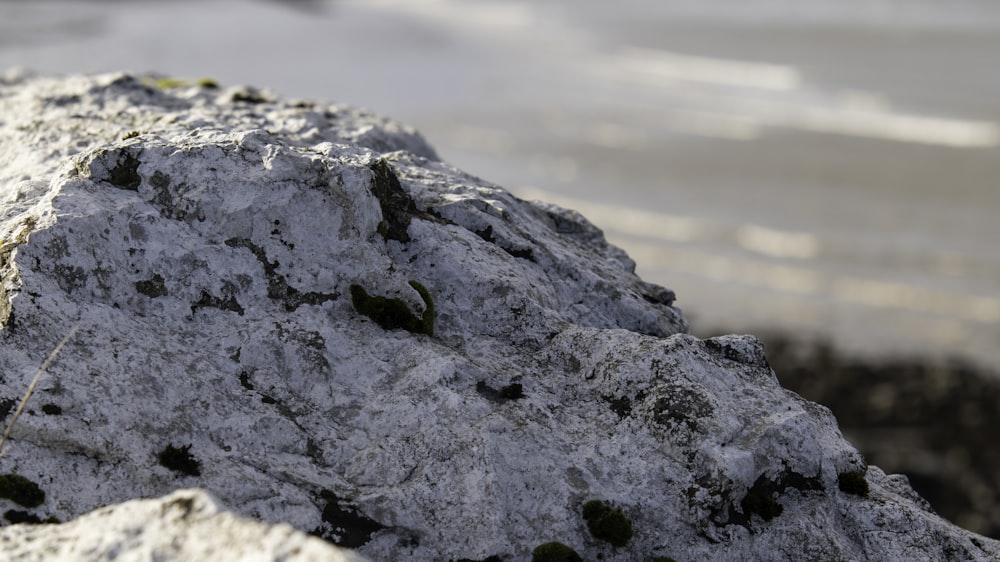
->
[2, 0, 998, 537]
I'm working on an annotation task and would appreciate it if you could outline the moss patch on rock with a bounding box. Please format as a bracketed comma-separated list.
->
[0, 474, 45, 508]
[838, 470, 871, 498]
[582, 499, 633, 547]
[532, 542, 582, 562]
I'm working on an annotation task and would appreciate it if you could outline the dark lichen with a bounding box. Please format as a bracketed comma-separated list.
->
[350, 281, 434, 336]
[740, 489, 783, 522]
[838, 470, 870, 498]
[649, 383, 713, 432]
[224, 237, 336, 312]
[582, 499, 633, 547]
[370, 159, 418, 243]
[157, 444, 201, 477]
[190, 289, 244, 316]
[532, 542, 582, 562]
[722, 469, 824, 528]
[0, 397, 15, 423]
[473, 224, 536, 261]
[652, 557, 678, 562]
[238, 371, 254, 391]
[605, 395, 633, 419]
[231, 88, 268, 104]
[135, 274, 167, 298]
[3, 509, 47, 524]
[106, 150, 141, 190]
[311, 490, 386, 548]
[500, 383, 524, 400]
[453, 557, 502, 562]
[41, 403, 62, 416]
[476, 381, 525, 403]
[0, 474, 45, 508]
[475, 224, 497, 243]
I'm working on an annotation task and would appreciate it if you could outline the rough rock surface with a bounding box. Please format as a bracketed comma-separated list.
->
[0, 72, 997, 561]
[0, 488, 368, 561]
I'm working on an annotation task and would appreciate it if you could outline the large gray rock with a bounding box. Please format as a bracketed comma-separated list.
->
[0, 488, 368, 562]
[0, 72, 996, 561]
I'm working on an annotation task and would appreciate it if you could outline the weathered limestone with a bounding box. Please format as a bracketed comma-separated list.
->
[0, 72, 996, 561]
[0, 488, 368, 562]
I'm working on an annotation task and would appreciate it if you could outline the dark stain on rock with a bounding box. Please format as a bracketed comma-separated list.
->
[135, 273, 167, 298]
[190, 289, 244, 316]
[3, 509, 45, 524]
[0, 474, 45, 508]
[350, 281, 433, 336]
[238, 371, 255, 391]
[604, 395, 633, 419]
[369, 159, 417, 243]
[311, 490, 386, 548]
[476, 381, 525, 403]
[224, 237, 337, 312]
[721, 468, 824, 530]
[474, 224, 536, 262]
[53, 264, 88, 293]
[106, 149, 142, 190]
[0, 397, 15, 423]
[41, 403, 62, 416]
[649, 383, 713, 432]
[474, 224, 496, 244]
[230, 88, 268, 104]
[157, 444, 202, 477]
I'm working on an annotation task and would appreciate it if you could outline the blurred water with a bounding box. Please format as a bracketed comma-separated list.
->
[2, 0, 998, 369]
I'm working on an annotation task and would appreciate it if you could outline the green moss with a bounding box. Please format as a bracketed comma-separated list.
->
[532, 542, 582, 562]
[350, 281, 434, 336]
[838, 470, 870, 497]
[122, 130, 141, 141]
[152, 77, 190, 89]
[157, 444, 201, 476]
[582, 499, 633, 547]
[0, 474, 45, 508]
[407, 280, 435, 336]
[196, 77, 219, 89]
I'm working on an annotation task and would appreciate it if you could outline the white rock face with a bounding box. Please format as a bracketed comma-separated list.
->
[0, 72, 997, 562]
[0, 488, 368, 561]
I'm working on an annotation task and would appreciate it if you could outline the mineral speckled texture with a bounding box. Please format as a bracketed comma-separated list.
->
[0, 72, 996, 562]
[0, 488, 368, 562]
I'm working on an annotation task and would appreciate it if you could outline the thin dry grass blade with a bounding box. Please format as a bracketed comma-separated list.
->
[0, 322, 82, 460]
